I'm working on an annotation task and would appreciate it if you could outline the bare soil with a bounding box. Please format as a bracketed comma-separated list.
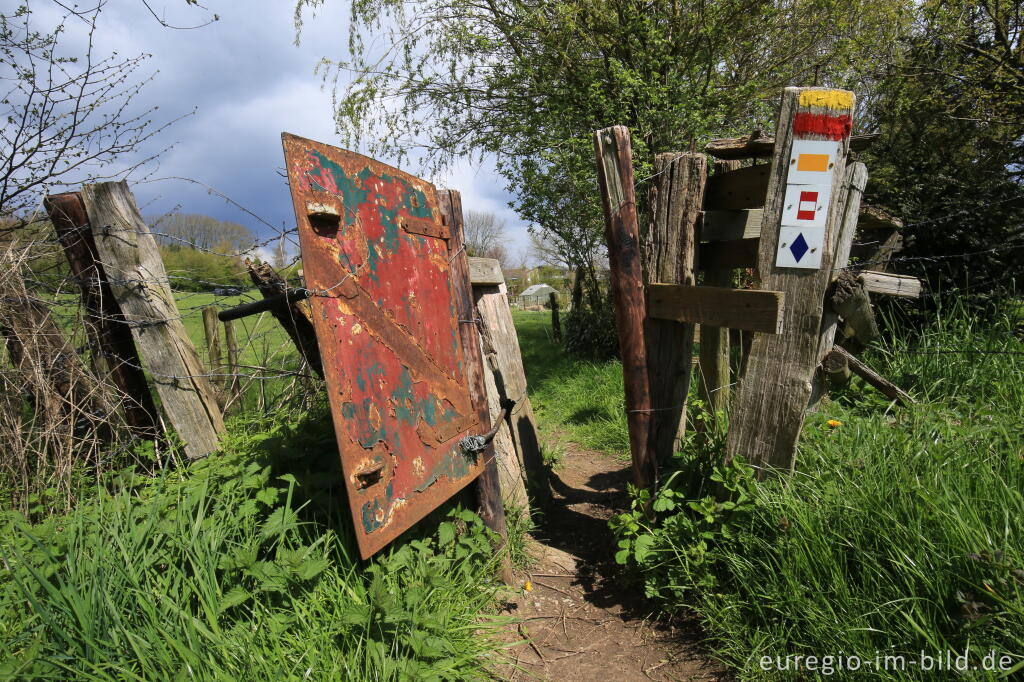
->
[494, 443, 726, 681]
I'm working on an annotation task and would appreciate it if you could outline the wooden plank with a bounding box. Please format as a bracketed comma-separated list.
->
[705, 132, 877, 160]
[696, 158, 740, 439]
[245, 260, 323, 378]
[701, 209, 763, 242]
[81, 181, 225, 460]
[469, 256, 504, 286]
[832, 345, 914, 405]
[725, 87, 856, 475]
[705, 164, 770, 210]
[440, 189, 512, 583]
[474, 281, 550, 510]
[809, 162, 868, 409]
[642, 152, 705, 461]
[646, 284, 784, 333]
[594, 125, 656, 490]
[44, 192, 160, 439]
[860, 271, 921, 298]
[698, 238, 759, 270]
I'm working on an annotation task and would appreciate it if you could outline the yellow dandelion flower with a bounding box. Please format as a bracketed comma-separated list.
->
[523, 581, 533, 592]
[826, 419, 842, 429]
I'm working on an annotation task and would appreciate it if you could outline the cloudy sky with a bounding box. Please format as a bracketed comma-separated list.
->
[43, 0, 532, 261]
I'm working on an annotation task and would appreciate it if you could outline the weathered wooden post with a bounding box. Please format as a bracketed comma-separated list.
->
[44, 192, 159, 438]
[439, 189, 512, 582]
[549, 292, 561, 342]
[223, 319, 242, 408]
[594, 126, 656, 490]
[642, 152, 705, 461]
[202, 306, 222, 376]
[245, 259, 323, 378]
[725, 87, 856, 474]
[470, 256, 551, 509]
[81, 181, 225, 460]
[695, 160, 739, 437]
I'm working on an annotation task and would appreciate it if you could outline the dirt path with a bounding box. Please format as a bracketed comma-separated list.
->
[495, 443, 725, 681]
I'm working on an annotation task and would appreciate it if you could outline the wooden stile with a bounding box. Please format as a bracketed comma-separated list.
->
[81, 181, 225, 460]
[642, 152, 705, 461]
[594, 126, 656, 490]
[704, 164, 771, 210]
[698, 238, 759, 270]
[696, 159, 741, 436]
[439, 189, 512, 582]
[701, 209, 763, 242]
[725, 87, 856, 475]
[44, 192, 160, 438]
[469, 257, 504, 286]
[647, 284, 784, 334]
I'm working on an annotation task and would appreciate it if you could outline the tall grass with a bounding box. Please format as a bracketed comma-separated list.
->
[0, 407, 504, 680]
[515, 303, 1024, 679]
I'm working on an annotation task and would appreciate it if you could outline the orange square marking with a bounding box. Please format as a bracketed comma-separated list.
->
[797, 153, 829, 172]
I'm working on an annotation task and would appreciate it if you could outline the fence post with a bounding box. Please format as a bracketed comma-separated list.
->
[549, 292, 561, 341]
[471, 257, 551, 509]
[44, 192, 159, 438]
[642, 151, 705, 461]
[439, 189, 512, 583]
[81, 181, 225, 460]
[594, 125, 656, 490]
[725, 87, 856, 475]
[223, 319, 242, 408]
[245, 260, 323, 378]
[696, 160, 739, 438]
[202, 306, 223, 384]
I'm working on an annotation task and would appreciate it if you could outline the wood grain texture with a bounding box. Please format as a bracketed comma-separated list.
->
[860, 271, 921, 298]
[832, 345, 914, 405]
[696, 159, 740, 438]
[647, 284, 784, 333]
[809, 163, 868, 409]
[642, 152, 704, 461]
[725, 87, 855, 475]
[474, 281, 550, 509]
[705, 132, 877, 160]
[701, 209, 763, 241]
[705, 164, 770, 210]
[469, 257, 504, 285]
[44, 191, 159, 438]
[81, 181, 224, 460]
[439, 189, 512, 582]
[594, 126, 655, 490]
[831, 271, 879, 345]
[245, 260, 323, 378]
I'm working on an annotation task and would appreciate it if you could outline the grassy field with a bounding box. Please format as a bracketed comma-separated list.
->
[0, 407, 505, 680]
[514, 307, 1024, 679]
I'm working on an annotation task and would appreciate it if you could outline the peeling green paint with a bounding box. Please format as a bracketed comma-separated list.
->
[415, 445, 473, 493]
[308, 150, 368, 225]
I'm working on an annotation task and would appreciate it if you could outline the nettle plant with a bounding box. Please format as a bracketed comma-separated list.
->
[610, 456, 758, 603]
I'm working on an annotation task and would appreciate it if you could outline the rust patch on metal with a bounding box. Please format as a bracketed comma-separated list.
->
[282, 133, 483, 558]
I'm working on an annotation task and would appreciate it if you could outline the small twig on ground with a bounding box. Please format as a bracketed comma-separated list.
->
[533, 579, 576, 598]
[518, 623, 546, 663]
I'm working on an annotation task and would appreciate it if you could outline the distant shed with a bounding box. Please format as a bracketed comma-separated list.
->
[518, 283, 559, 306]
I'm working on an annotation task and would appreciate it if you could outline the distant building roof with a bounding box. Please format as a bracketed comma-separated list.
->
[519, 283, 558, 298]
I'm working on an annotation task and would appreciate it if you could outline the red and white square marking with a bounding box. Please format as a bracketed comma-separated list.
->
[781, 182, 832, 228]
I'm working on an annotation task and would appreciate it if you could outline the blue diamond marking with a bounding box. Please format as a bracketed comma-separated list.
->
[789, 233, 809, 262]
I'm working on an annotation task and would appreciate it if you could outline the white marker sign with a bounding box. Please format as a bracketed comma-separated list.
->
[776, 225, 825, 269]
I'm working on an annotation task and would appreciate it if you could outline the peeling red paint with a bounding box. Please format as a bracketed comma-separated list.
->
[282, 133, 483, 558]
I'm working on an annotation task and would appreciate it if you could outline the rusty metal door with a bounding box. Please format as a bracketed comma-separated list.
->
[282, 133, 484, 558]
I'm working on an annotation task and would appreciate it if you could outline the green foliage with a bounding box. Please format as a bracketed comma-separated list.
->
[0, 410, 503, 680]
[563, 298, 619, 360]
[160, 246, 251, 292]
[301, 0, 909, 276]
[609, 307, 1024, 679]
[863, 1, 1024, 305]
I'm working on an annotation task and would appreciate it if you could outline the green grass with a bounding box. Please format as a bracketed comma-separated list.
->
[513, 310, 630, 455]
[0, 407, 505, 680]
[514, 306, 1024, 679]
